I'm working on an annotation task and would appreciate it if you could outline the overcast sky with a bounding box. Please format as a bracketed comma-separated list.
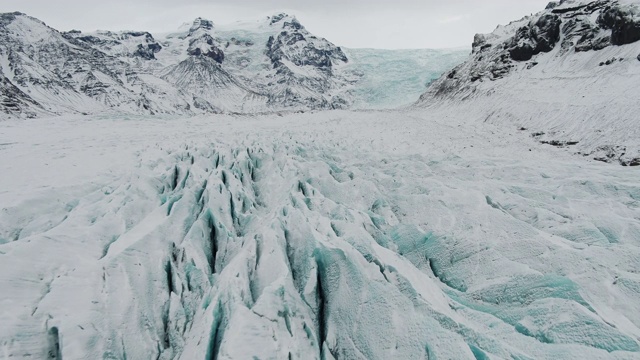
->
[1, 0, 551, 49]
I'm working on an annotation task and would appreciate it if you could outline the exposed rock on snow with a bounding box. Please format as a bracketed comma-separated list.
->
[0, 72, 42, 118]
[508, 13, 562, 61]
[187, 35, 225, 63]
[598, 2, 640, 45]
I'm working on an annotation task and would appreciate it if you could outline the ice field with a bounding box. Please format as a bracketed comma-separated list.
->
[1, 110, 639, 359]
[343, 48, 469, 109]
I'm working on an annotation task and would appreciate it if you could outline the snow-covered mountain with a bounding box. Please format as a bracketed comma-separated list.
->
[0, 12, 198, 118]
[418, 0, 640, 166]
[0, 12, 466, 118]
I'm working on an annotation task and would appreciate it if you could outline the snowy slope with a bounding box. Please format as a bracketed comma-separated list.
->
[1, 111, 639, 359]
[417, 0, 640, 166]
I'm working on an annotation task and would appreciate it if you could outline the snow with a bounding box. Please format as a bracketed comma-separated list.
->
[1, 109, 639, 359]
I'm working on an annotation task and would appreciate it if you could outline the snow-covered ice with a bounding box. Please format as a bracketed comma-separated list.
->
[1, 110, 639, 359]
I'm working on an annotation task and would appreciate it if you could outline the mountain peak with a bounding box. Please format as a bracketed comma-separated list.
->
[0, 11, 26, 18]
[268, 13, 303, 29]
[269, 13, 292, 24]
[190, 17, 214, 32]
[0, 11, 39, 26]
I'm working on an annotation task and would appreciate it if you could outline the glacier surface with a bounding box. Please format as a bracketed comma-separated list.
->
[1, 110, 639, 359]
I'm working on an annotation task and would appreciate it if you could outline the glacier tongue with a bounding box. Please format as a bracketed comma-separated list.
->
[1, 111, 639, 359]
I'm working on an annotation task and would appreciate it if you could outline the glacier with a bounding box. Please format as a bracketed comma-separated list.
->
[343, 48, 469, 109]
[1, 110, 639, 359]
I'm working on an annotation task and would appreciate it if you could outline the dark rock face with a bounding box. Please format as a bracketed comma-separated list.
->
[598, 5, 640, 45]
[187, 46, 224, 63]
[509, 43, 535, 61]
[509, 14, 561, 61]
[134, 43, 162, 60]
[124, 31, 149, 38]
[190, 18, 213, 32]
[66, 30, 163, 60]
[472, 34, 488, 53]
[125, 32, 163, 60]
[590, 145, 639, 166]
[0, 12, 19, 27]
[0, 73, 42, 118]
[183, 19, 226, 64]
[532, 14, 562, 52]
[637, 53, 640, 61]
[269, 13, 288, 25]
[266, 32, 347, 71]
[283, 19, 304, 31]
[187, 34, 225, 63]
[574, 23, 611, 52]
[75, 35, 107, 45]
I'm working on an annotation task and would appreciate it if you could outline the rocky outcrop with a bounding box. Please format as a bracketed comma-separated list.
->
[128, 32, 163, 60]
[0, 73, 42, 118]
[190, 17, 214, 32]
[598, 3, 640, 45]
[509, 14, 562, 61]
[187, 34, 225, 63]
[266, 33, 347, 71]
[181, 17, 225, 63]
[67, 30, 163, 60]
